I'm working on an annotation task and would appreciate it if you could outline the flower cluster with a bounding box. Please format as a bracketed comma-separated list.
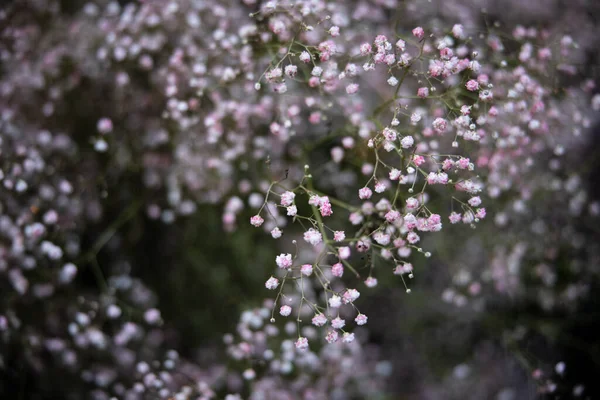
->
[246, 19, 498, 349]
[219, 300, 389, 399]
[1, 0, 599, 399]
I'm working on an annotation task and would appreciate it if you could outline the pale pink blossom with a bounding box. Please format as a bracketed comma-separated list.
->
[332, 262, 344, 277]
[355, 314, 368, 325]
[250, 215, 264, 227]
[279, 305, 291, 316]
[295, 337, 309, 350]
[301, 264, 313, 276]
[276, 253, 293, 269]
[265, 276, 279, 290]
[412, 26, 424, 39]
[359, 187, 373, 200]
[334, 231, 346, 242]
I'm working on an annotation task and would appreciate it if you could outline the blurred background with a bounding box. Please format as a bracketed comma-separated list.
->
[1, 0, 600, 399]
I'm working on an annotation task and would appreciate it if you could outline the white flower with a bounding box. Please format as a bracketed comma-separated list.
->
[276, 253, 292, 269]
[265, 276, 279, 289]
[329, 295, 342, 308]
[400, 136, 414, 148]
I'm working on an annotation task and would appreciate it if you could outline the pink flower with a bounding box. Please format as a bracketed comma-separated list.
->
[476, 208, 486, 219]
[284, 65, 297, 77]
[265, 276, 279, 290]
[271, 227, 282, 238]
[273, 82, 287, 93]
[479, 89, 493, 101]
[465, 79, 479, 91]
[374, 35, 388, 45]
[429, 61, 444, 77]
[319, 198, 333, 216]
[406, 197, 419, 211]
[428, 214, 442, 231]
[455, 180, 481, 194]
[250, 215, 264, 227]
[331, 317, 345, 329]
[468, 196, 482, 207]
[308, 77, 320, 87]
[394, 263, 413, 275]
[396, 39, 406, 51]
[404, 213, 417, 230]
[312, 313, 327, 326]
[457, 158, 470, 169]
[359, 43, 372, 55]
[384, 54, 396, 65]
[343, 288, 360, 303]
[346, 83, 359, 94]
[440, 47, 453, 59]
[538, 47, 552, 60]
[400, 136, 414, 148]
[394, 238, 407, 248]
[407, 231, 420, 244]
[449, 212, 462, 224]
[276, 253, 293, 269]
[299, 51, 311, 63]
[326, 330, 339, 343]
[469, 282, 482, 296]
[411, 113, 424, 126]
[383, 127, 397, 141]
[373, 232, 390, 245]
[432, 118, 448, 133]
[318, 41, 336, 59]
[339, 246, 351, 259]
[334, 231, 346, 242]
[329, 295, 342, 308]
[477, 74, 489, 85]
[413, 155, 426, 166]
[442, 159, 455, 170]
[412, 27, 424, 39]
[374, 182, 386, 193]
[349, 212, 364, 225]
[426, 172, 437, 185]
[97, 118, 113, 134]
[355, 314, 368, 325]
[309, 111, 322, 124]
[342, 137, 355, 148]
[342, 332, 355, 343]
[332, 262, 344, 277]
[356, 239, 370, 252]
[301, 264, 313, 276]
[280, 191, 295, 206]
[417, 87, 429, 98]
[452, 24, 465, 38]
[416, 218, 429, 231]
[280, 305, 292, 316]
[330, 146, 344, 162]
[303, 228, 323, 246]
[437, 172, 449, 185]
[266, 67, 282, 82]
[365, 277, 378, 288]
[462, 211, 475, 224]
[385, 210, 400, 223]
[308, 195, 321, 206]
[286, 205, 297, 216]
[359, 187, 372, 200]
[295, 337, 309, 350]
